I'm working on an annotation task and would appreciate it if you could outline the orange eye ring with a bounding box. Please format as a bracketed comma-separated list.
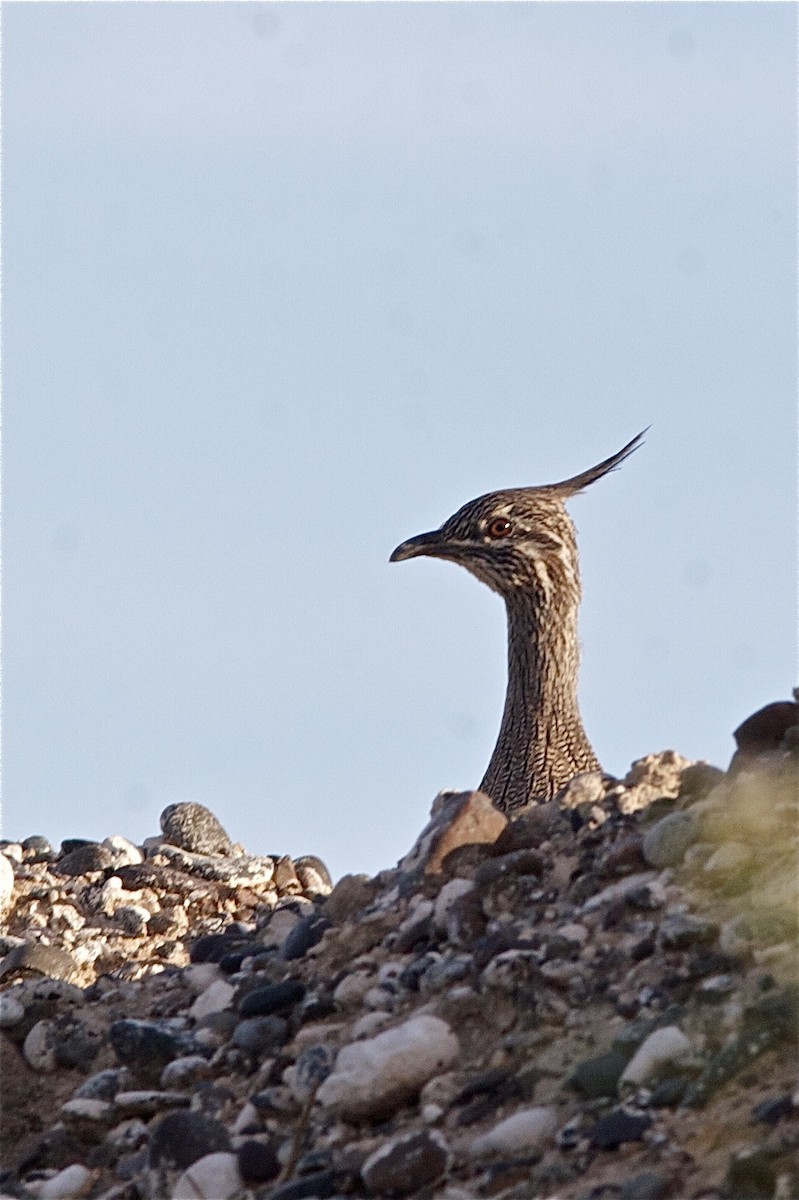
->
[488, 517, 513, 538]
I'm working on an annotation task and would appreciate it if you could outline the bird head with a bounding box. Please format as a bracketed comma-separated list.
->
[390, 430, 646, 602]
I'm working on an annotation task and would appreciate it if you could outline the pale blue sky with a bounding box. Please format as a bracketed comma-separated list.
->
[3, 2, 796, 878]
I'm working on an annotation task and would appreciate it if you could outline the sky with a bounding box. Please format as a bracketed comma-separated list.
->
[3, 1, 796, 881]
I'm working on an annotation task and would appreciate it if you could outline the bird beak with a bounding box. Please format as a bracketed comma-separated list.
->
[389, 530, 445, 563]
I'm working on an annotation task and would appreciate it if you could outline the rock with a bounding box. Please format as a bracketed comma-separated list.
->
[171, 1151, 242, 1199]
[21, 834, 54, 861]
[55, 842, 115, 875]
[589, 1106, 650, 1149]
[702, 841, 753, 874]
[232, 1015, 289, 1055]
[752, 1094, 793, 1125]
[0, 991, 25, 1028]
[237, 1138, 281, 1185]
[39, 1164, 96, 1198]
[160, 802, 235, 855]
[294, 854, 333, 895]
[113, 904, 152, 935]
[161, 1056, 213, 1089]
[288, 1042, 338, 1100]
[362, 1129, 451, 1195]
[620, 1025, 693, 1087]
[324, 873, 379, 923]
[282, 912, 329, 960]
[149, 1110, 232, 1170]
[23, 1018, 59, 1071]
[102, 834, 144, 864]
[469, 1106, 557, 1156]
[316, 1014, 460, 1120]
[238, 979, 306, 1018]
[398, 790, 507, 877]
[433, 879, 475, 933]
[0, 940, 83, 984]
[567, 1047, 632, 1099]
[109, 1019, 186, 1079]
[557, 771, 607, 808]
[642, 812, 698, 868]
[656, 913, 719, 950]
[731, 699, 799, 764]
[189, 979, 236, 1020]
[619, 751, 693, 811]
[74, 1068, 130, 1100]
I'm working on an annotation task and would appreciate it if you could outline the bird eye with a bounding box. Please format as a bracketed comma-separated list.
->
[488, 517, 513, 538]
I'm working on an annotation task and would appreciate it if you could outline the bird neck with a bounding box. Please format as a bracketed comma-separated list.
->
[479, 583, 599, 811]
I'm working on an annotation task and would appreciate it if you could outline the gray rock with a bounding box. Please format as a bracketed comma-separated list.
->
[149, 1109, 232, 1170]
[0, 940, 83, 984]
[642, 812, 698, 868]
[232, 1015, 289, 1054]
[109, 1019, 187, 1079]
[55, 843, 115, 876]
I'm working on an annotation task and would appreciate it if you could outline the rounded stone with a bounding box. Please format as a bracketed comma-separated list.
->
[642, 812, 698, 868]
[160, 803, 234, 856]
[232, 1015, 289, 1055]
[469, 1106, 557, 1157]
[238, 979, 305, 1018]
[620, 1026, 693, 1087]
[0, 853, 14, 912]
[109, 1019, 184, 1078]
[282, 912, 329, 960]
[23, 1019, 59, 1072]
[39, 1164, 95, 1199]
[237, 1138, 281, 1186]
[0, 991, 25, 1028]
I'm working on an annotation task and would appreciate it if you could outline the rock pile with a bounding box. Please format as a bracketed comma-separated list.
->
[1, 700, 798, 1200]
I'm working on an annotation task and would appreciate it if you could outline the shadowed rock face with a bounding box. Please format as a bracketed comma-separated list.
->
[391, 432, 646, 811]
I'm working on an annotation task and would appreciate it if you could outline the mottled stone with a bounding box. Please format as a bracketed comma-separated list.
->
[109, 1019, 186, 1079]
[0, 940, 83, 984]
[362, 1129, 451, 1196]
[55, 842, 116, 875]
[160, 802, 234, 856]
[324, 873, 379, 923]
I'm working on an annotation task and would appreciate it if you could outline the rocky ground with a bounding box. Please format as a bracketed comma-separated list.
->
[1, 697, 797, 1200]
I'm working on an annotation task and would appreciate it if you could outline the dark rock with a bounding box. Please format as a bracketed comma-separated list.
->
[232, 1016, 289, 1055]
[21, 835, 53, 862]
[732, 700, 799, 760]
[59, 838, 98, 857]
[256, 1168, 338, 1199]
[649, 1076, 688, 1108]
[474, 849, 545, 886]
[490, 803, 567, 854]
[567, 1047, 632, 1099]
[361, 1129, 451, 1196]
[54, 1019, 102, 1069]
[618, 1172, 669, 1200]
[190, 931, 258, 964]
[752, 1094, 793, 1125]
[55, 843, 115, 876]
[238, 1138, 281, 1185]
[281, 913, 329, 961]
[238, 980, 306, 1018]
[159, 802, 234, 856]
[148, 1109, 231, 1170]
[108, 1019, 185, 1079]
[395, 914, 436, 954]
[295, 990, 336, 1024]
[0, 941, 82, 984]
[589, 1107, 650, 1150]
[273, 855, 303, 894]
[598, 835, 646, 877]
[73, 1068, 130, 1101]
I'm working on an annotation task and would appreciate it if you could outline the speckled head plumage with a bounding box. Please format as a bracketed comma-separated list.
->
[390, 430, 646, 811]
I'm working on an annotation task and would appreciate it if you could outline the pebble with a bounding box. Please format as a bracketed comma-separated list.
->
[282, 911, 329, 960]
[160, 802, 235, 856]
[108, 1019, 186, 1078]
[23, 1018, 59, 1072]
[38, 1164, 96, 1198]
[469, 1106, 557, 1156]
[619, 1171, 669, 1200]
[433, 878, 475, 933]
[238, 979, 305, 1018]
[642, 812, 698, 868]
[362, 1129, 451, 1196]
[171, 1151, 242, 1199]
[0, 940, 82, 983]
[316, 1014, 460, 1120]
[232, 1015, 289, 1055]
[237, 1138, 281, 1185]
[620, 1025, 693, 1087]
[0, 991, 25, 1028]
[102, 834, 144, 864]
[589, 1106, 651, 1149]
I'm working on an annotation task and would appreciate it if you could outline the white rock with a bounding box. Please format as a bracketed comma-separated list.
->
[259, 907, 301, 951]
[469, 1106, 557, 1156]
[189, 979, 235, 1021]
[103, 835, 143, 865]
[1, 843, 23, 864]
[23, 1019, 58, 1072]
[232, 1101, 259, 1136]
[171, 1152, 242, 1200]
[620, 1025, 693, 1087]
[39, 1165, 95, 1198]
[316, 1015, 460, 1120]
[0, 992, 25, 1028]
[0, 853, 14, 911]
[557, 922, 589, 945]
[433, 878, 475, 933]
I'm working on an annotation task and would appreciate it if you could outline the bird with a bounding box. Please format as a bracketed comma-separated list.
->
[390, 431, 646, 813]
